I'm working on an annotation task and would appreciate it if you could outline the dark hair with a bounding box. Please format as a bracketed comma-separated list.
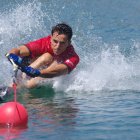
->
[51, 23, 73, 41]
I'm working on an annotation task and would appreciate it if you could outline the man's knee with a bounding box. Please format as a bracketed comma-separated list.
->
[39, 53, 53, 66]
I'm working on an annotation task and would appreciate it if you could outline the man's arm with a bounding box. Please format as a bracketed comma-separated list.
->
[39, 64, 69, 78]
[23, 63, 69, 89]
[8, 45, 30, 57]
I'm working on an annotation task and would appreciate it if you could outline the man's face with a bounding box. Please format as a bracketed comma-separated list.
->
[51, 32, 71, 55]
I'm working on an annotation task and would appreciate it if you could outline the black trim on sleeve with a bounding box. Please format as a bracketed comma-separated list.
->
[62, 63, 71, 74]
[24, 44, 32, 57]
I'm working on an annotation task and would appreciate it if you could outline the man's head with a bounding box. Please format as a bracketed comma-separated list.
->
[51, 23, 73, 55]
[51, 23, 73, 41]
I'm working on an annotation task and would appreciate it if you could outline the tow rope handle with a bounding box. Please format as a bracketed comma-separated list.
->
[5, 53, 18, 85]
[5, 53, 27, 85]
[5, 53, 25, 70]
[5, 53, 18, 72]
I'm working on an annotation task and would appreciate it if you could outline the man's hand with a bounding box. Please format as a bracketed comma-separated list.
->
[24, 67, 41, 77]
[8, 53, 19, 64]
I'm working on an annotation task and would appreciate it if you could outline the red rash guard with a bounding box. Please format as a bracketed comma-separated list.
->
[25, 35, 79, 73]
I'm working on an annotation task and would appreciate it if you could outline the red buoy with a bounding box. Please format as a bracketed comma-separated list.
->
[0, 102, 28, 126]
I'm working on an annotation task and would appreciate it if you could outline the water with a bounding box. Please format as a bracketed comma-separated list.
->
[0, 0, 140, 139]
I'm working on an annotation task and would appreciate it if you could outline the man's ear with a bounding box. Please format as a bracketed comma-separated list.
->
[68, 41, 71, 46]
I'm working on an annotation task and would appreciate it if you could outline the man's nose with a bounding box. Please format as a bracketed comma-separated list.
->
[56, 42, 61, 49]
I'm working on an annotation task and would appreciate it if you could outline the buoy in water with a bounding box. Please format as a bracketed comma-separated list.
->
[0, 102, 28, 126]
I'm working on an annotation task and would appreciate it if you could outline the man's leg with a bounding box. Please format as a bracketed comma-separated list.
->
[29, 53, 54, 69]
[23, 53, 58, 89]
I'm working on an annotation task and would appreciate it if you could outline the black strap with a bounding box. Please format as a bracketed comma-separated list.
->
[62, 63, 71, 74]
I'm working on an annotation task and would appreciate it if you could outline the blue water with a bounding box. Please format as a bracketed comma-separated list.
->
[0, 0, 140, 139]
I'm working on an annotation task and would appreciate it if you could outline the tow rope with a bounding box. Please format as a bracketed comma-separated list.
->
[6, 54, 19, 140]
[7, 84, 17, 140]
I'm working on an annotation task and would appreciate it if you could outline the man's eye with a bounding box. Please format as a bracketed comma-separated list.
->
[53, 40, 58, 43]
[61, 42, 65, 44]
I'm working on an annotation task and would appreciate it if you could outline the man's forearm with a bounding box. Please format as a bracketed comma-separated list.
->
[39, 69, 61, 78]
[39, 64, 68, 78]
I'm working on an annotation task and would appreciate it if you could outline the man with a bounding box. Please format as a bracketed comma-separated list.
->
[7, 23, 79, 89]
